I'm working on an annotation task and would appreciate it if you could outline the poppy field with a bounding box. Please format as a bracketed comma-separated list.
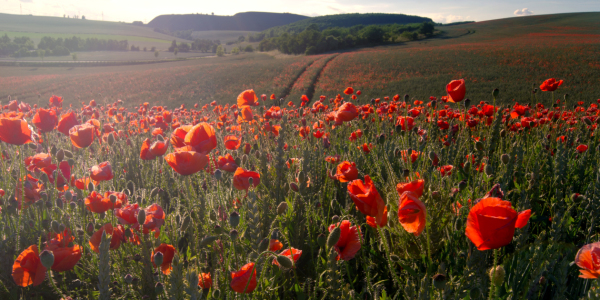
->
[0, 73, 600, 300]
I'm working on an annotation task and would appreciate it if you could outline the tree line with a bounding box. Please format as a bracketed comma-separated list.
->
[0, 34, 130, 58]
[167, 39, 221, 53]
[256, 22, 435, 55]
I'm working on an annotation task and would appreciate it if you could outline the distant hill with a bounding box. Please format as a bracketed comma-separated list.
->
[262, 13, 433, 36]
[147, 12, 309, 32]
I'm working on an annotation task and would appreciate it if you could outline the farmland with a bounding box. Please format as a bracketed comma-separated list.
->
[1, 11, 600, 300]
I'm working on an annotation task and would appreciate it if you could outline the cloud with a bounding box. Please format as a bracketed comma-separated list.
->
[514, 8, 533, 16]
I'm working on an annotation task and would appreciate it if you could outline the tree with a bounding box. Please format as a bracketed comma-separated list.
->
[38, 49, 45, 61]
[82, 15, 86, 20]
[361, 25, 386, 43]
[244, 45, 254, 52]
[154, 50, 159, 58]
[216, 45, 224, 57]
[419, 22, 435, 36]
[72, 53, 77, 61]
[174, 48, 178, 55]
[231, 47, 240, 55]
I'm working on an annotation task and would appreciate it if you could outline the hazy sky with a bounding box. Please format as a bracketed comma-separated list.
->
[2, 0, 599, 24]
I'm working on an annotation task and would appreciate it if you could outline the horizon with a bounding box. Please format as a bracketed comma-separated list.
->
[1, 0, 599, 25]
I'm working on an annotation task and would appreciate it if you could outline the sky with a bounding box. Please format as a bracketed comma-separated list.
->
[1, 0, 599, 24]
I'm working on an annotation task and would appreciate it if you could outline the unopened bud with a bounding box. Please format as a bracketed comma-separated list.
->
[229, 229, 238, 240]
[87, 182, 94, 192]
[39, 250, 55, 269]
[137, 209, 146, 226]
[458, 180, 467, 191]
[501, 154, 510, 165]
[327, 227, 341, 248]
[229, 212, 240, 228]
[276, 255, 294, 268]
[317, 234, 327, 247]
[489, 265, 505, 286]
[432, 273, 447, 290]
[484, 164, 494, 176]
[63, 150, 73, 158]
[124, 274, 133, 284]
[277, 202, 288, 215]
[56, 149, 64, 162]
[109, 194, 117, 204]
[107, 133, 115, 146]
[153, 251, 164, 267]
[155, 282, 164, 294]
[214, 169, 222, 180]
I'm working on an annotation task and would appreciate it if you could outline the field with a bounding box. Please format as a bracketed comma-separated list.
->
[1, 11, 600, 300]
[191, 31, 259, 42]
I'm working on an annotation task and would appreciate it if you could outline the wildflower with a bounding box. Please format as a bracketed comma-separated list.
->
[396, 179, 425, 198]
[230, 262, 257, 293]
[69, 123, 95, 148]
[237, 89, 259, 108]
[89, 223, 124, 253]
[224, 135, 242, 150]
[446, 79, 466, 103]
[184, 122, 217, 154]
[333, 161, 358, 182]
[233, 168, 260, 191]
[336, 102, 358, 122]
[539, 78, 563, 92]
[32, 108, 58, 133]
[152, 244, 176, 275]
[272, 248, 302, 267]
[347, 175, 386, 226]
[575, 241, 600, 278]
[269, 239, 283, 252]
[164, 151, 209, 175]
[90, 161, 114, 182]
[198, 273, 212, 289]
[57, 111, 79, 136]
[0, 117, 33, 145]
[328, 220, 361, 261]
[12, 245, 46, 287]
[398, 192, 427, 236]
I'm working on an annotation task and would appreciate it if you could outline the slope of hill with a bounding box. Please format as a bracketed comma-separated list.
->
[262, 13, 433, 36]
[147, 12, 309, 32]
[0, 13, 185, 41]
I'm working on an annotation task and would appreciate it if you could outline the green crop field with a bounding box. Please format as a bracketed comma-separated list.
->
[191, 30, 260, 42]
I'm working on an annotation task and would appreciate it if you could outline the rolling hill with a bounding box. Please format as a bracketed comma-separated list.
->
[147, 12, 309, 32]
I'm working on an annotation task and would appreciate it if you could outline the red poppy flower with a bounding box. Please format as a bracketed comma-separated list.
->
[343, 87, 354, 95]
[230, 262, 257, 293]
[217, 154, 239, 172]
[540, 78, 563, 92]
[575, 242, 600, 278]
[237, 90, 260, 108]
[12, 245, 46, 287]
[170, 125, 192, 149]
[49, 95, 63, 108]
[184, 122, 217, 154]
[336, 102, 358, 122]
[45, 245, 82, 272]
[328, 220, 361, 261]
[57, 111, 79, 136]
[396, 179, 425, 198]
[439, 165, 454, 177]
[25, 153, 52, 171]
[446, 79, 466, 103]
[164, 151, 209, 175]
[233, 168, 260, 191]
[366, 206, 388, 228]
[577, 144, 588, 153]
[90, 161, 113, 182]
[272, 248, 302, 267]
[347, 175, 386, 225]
[397, 116, 414, 131]
[269, 239, 283, 252]
[32, 108, 58, 133]
[115, 203, 140, 226]
[140, 138, 157, 160]
[85, 191, 113, 214]
[465, 197, 531, 250]
[198, 273, 212, 289]
[0, 117, 33, 145]
[89, 223, 123, 253]
[224, 135, 242, 150]
[398, 192, 427, 236]
[103, 191, 128, 208]
[69, 123, 95, 148]
[334, 161, 358, 183]
[143, 203, 165, 237]
[239, 107, 254, 123]
[152, 243, 176, 275]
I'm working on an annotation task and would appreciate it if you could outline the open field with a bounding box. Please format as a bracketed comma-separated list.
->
[0, 51, 213, 62]
[1, 12, 599, 108]
[2, 11, 600, 300]
[191, 30, 259, 42]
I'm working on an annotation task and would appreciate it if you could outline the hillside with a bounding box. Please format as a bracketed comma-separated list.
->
[147, 12, 309, 32]
[261, 13, 433, 36]
[0, 13, 184, 41]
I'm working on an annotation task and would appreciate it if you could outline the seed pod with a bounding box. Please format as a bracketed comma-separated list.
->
[317, 233, 327, 247]
[327, 227, 341, 248]
[229, 212, 240, 228]
[501, 154, 510, 165]
[153, 252, 164, 267]
[229, 229, 239, 240]
[107, 133, 115, 146]
[56, 149, 65, 162]
[155, 282, 164, 294]
[277, 202, 288, 215]
[484, 164, 494, 176]
[51, 220, 60, 234]
[332, 215, 339, 223]
[492, 88, 499, 98]
[137, 209, 146, 226]
[39, 250, 55, 269]
[180, 215, 191, 232]
[432, 273, 447, 290]
[64, 150, 73, 158]
[214, 169, 222, 180]
[109, 194, 117, 204]
[87, 182, 94, 192]
[276, 255, 294, 268]
[124, 274, 133, 284]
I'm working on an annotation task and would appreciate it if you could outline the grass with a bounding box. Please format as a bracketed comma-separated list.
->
[191, 30, 260, 42]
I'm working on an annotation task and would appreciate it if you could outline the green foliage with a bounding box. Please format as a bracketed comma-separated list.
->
[216, 45, 224, 57]
[231, 47, 240, 55]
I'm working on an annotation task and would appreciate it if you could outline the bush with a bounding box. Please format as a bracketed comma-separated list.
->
[244, 45, 254, 52]
[216, 45, 224, 57]
[231, 47, 240, 55]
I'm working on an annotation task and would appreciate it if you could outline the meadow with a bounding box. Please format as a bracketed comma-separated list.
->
[0, 12, 600, 300]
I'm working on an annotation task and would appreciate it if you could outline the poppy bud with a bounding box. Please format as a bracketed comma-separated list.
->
[464, 99, 471, 108]
[492, 88, 499, 98]
[124, 274, 133, 284]
[212, 289, 221, 298]
[428, 151, 437, 161]
[51, 220, 60, 234]
[564, 94, 569, 101]
[109, 194, 117, 204]
[87, 182, 94, 192]
[58, 223, 66, 233]
[500, 129, 506, 138]
[475, 141, 484, 151]
[64, 150, 73, 158]
[248, 177, 253, 186]
[276, 255, 294, 268]
[387, 209, 396, 227]
[86, 222, 95, 234]
[64, 191, 72, 201]
[327, 227, 341, 248]
[124, 228, 132, 238]
[332, 215, 339, 223]
[463, 161, 471, 173]
[539, 276, 546, 285]
[317, 233, 327, 248]
[404, 94, 409, 102]
[257, 238, 269, 252]
[40, 172, 49, 183]
[133, 254, 142, 262]
[277, 202, 288, 215]
[50, 145, 57, 156]
[56, 149, 65, 162]
[432, 273, 447, 290]
[323, 136, 330, 149]
[40, 250, 55, 269]
[378, 134, 385, 143]
[458, 180, 467, 191]
[501, 154, 510, 165]
[199, 236, 218, 248]
[137, 209, 146, 226]
[153, 251, 164, 268]
[229, 229, 238, 240]
[155, 282, 164, 294]
[289, 182, 299, 192]
[229, 212, 240, 228]
[180, 215, 191, 232]
[584, 118, 593, 126]
[484, 164, 493, 176]
[489, 265, 505, 286]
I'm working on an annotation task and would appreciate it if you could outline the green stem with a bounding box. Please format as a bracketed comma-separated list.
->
[488, 249, 499, 300]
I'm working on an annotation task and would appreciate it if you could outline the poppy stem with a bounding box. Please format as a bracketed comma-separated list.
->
[488, 249, 499, 300]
